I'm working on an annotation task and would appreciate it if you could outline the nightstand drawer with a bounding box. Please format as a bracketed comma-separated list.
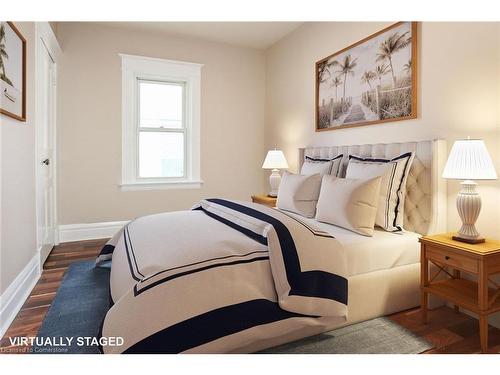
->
[426, 246, 478, 273]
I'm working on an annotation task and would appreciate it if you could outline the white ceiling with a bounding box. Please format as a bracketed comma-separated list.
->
[99, 22, 303, 49]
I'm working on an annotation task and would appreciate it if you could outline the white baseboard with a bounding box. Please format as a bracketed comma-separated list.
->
[0, 253, 41, 339]
[39, 244, 53, 269]
[58, 221, 129, 243]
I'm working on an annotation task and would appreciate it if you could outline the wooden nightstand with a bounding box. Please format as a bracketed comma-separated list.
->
[251, 194, 277, 208]
[419, 233, 500, 353]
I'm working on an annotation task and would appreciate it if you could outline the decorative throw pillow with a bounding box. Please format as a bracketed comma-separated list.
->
[301, 154, 343, 177]
[316, 176, 382, 236]
[345, 152, 413, 232]
[276, 172, 322, 218]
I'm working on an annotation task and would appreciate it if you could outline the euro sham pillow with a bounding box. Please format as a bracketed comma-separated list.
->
[276, 172, 322, 218]
[345, 152, 413, 232]
[316, 175, 382, 236]
[300, 154, 343, 177]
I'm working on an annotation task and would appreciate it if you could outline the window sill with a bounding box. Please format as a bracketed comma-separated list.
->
[119, 180, 204, 191]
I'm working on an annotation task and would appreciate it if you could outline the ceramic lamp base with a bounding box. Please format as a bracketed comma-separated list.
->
[453, 180, 485, 244]
[268, 169, 281, 197]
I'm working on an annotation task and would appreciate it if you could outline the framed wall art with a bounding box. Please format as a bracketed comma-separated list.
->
[316, 22, 417, 131]
[0, 21, 26, 122]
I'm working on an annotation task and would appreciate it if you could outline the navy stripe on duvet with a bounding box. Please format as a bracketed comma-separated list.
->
[99, 244, 115, 255]
[194, 206, 268, 245]
[123, 226, 142, 281]
[123, 299, 316, 353]
[203, 199, 348, 305]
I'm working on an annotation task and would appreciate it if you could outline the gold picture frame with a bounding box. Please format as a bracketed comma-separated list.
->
[315, 22, 417, 131]
[0, 21, 27, 122]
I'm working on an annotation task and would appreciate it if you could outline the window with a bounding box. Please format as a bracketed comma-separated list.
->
[120, 54, 202, 190]
[138, 80, 185, 178]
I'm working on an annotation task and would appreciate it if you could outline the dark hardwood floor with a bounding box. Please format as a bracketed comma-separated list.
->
[1, 239, 499, 354]
[388, 305, 500, 353]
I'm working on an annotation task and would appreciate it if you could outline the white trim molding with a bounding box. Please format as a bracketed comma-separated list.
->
[119, 179, 204, 191]
[58, 221, 129, 243]
[0, 253, 41, 339]
[35, 22, 61, 61]
[35, 21, 61, 271]
[120, 54, 203, 190]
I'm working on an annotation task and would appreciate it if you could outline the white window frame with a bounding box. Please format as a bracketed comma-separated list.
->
[120, 54, 203, 190]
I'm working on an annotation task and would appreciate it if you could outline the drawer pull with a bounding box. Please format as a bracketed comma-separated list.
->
[445, 256, 450, 260]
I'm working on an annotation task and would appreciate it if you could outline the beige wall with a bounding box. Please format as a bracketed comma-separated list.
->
[57, 23, 267, 224]
[0, 23, 37, 294]
[265, 22, 500, 239]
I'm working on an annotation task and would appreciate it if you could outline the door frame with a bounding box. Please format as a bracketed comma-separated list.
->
[35, 22, 61, 268]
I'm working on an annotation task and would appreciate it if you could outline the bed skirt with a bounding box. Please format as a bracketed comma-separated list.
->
[214, 262, 444, 353]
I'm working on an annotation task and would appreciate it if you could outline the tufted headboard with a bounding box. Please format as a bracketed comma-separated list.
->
[299, 140, 447, 235]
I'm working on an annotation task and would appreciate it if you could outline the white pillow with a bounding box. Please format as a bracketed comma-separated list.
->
[345, 152, 413, 232]
[301, 154, 343, 177]
[316, 176, 382, 236]
[276, 172, 322, 218]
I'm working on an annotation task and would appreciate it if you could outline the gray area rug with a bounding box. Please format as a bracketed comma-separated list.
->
[259, 317, 432, 354]
[34, 260, 432, 354]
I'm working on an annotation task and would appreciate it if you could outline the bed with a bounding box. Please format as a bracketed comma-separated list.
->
[297, 140, 447, 326]
[96, 140, 447, 354]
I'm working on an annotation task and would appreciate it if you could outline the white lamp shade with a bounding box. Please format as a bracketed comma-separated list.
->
[262, 150, 289, 169]
[442, 139, 497, 180]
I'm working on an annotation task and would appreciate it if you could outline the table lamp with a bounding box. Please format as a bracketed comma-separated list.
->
[442, 138, 497, 243]
[262, 150, 289, 197]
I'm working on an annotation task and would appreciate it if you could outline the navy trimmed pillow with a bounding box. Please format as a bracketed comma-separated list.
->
[345, 152, 414, 232]
[301, 154, 343, 177]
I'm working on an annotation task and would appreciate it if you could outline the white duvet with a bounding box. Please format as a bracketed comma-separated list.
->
[96, 199, 348, 353]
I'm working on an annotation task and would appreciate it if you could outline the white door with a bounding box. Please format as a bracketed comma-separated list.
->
[36, 38, 57, 266]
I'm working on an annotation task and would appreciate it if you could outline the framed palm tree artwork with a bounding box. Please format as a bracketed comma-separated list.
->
[316, 22, 417, 131]
[0, 22, 26, 122]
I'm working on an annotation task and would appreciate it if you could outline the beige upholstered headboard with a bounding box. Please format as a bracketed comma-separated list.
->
[299, 140, 447, 235]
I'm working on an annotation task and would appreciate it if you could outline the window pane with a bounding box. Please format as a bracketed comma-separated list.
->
[139, 81, 183, 129]
[139, 132, 184, 178]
